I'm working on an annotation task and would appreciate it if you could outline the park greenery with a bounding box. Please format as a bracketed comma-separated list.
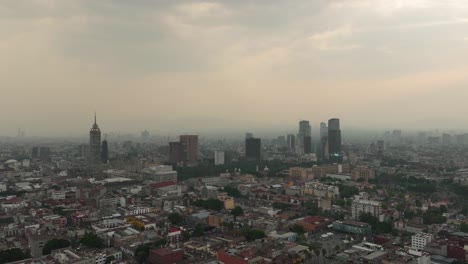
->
[168, 213, 184, 225]
[193, 198, 224, 211]
[80, 233, 105, 248]
[43, 238, 71, 255]
[241, 228, 266, 241]
[0, 248, 30, 264]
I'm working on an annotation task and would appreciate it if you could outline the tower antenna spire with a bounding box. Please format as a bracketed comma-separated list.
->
[94, 112, 97, 125]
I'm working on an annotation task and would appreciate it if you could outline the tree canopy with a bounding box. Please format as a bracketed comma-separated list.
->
[43, 238, 71, 255]
[231, 206, 244, 219]
[80, 233, 105, 248]
[0, 248, 30, 264]
[193, 198, 224, 211]
[168, 213, 184, 225]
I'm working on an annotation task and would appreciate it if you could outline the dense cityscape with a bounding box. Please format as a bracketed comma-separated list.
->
[0, 116, 468, 264]
[2, 1, 468, 264]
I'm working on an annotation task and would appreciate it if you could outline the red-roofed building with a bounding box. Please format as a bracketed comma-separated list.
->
[296, 216, 333, 232]
[148, 248, 183, 264]
[218, 250, 248, 264]
[150, 181, 178, 195]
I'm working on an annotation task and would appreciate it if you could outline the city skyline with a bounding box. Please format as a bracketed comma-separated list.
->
[2, 1, 468, 136]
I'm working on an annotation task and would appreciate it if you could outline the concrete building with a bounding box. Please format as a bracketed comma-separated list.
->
[169, 142, 182, 164]
[311, 164, 350, 178]
[214, 150, 225, 165]
[287, 134, 296, 151]
[332, 221, 372, 235]
[143, 165, 177, 183]
[351, 199, 382, 220]
[351, 167, 376, 181]
[148, 248, 183, 264]
[246, 137, 261, 162]
[412, 233, 434, 250]
[303, 182, 339, 199]
[89, 114, 101, 164]
[180, 135, 199, 163]
[217, 192, 235, 210]
[31, 146, 51, 162]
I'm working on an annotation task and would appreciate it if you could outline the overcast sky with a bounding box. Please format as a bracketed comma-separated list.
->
[2, 0, 468, 136]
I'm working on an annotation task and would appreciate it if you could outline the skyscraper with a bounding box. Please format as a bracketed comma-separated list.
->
[169, 142, 182, 164]
[287, 134, 296, 151]
[298, 120, 311, 138]
[304, 136, 312, 154]
[328, 118, 342, 162]
[246, 137, 261, 162]
[31, 146, 51, 162]
[298, 120, 311, 154]
[101, 139, 109, 164]
[89, 113, 101, 164]
[180, 135, 199, 163]
[319, 122, 328, 160]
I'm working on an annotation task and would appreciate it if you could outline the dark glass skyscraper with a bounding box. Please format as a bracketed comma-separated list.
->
[246, 137, 261, 162]
[101, 139, 108, 163]
[319, 122, 328, 160]
[328, 118, 342, 162]
[89, 114, 101, 164]
[304, 136, 312, 154]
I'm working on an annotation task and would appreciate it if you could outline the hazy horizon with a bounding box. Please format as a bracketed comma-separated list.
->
[2, 1, 468, 136]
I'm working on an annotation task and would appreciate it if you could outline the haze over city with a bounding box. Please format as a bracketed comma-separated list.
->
[2, 0, 468, 136]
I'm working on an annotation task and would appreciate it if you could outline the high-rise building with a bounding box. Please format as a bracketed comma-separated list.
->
[320, 122, 328, 138]
[31, 147, 51, 162]
[376, 140, 385, 157]
[180, 135, 199, 163]
[214, 151, 225, 165]
[169, 142, 182, 164]
[298, 120, 312, 155]
[304, 136, 312, 154]
[101, 140, 109, 164]
[318, 122, 328, 160]
[328, 118, 342, 162]
[287, 134, 296, 151]
[89, 114, 101, 164]
[298, 120, 311, 138]
[78, 144, 89, 158]
[246, 132, 254, 139]
[246, 138, 261, 162]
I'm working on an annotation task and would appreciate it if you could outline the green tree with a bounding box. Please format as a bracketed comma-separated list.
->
[0, 248, 30, 263]
[105, 256, 115, 264]
[43, 238, 71, 255]
[460, 222, 468, 233]
[80, 233, 105, 248]
[193, 198, 224, 211]
[168, 213, 183, 225]
[154, 238, 167, 248]
[193, 223, 205, 237]
[338, 185, 359, 198]
[224, 186, 242, 197]
[242, 229, 266, 241]
[231, 206, 244, 220]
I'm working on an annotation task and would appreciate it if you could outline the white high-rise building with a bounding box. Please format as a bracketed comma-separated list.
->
[411, 233, 433, 250]
[215, 151, 225, 165]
